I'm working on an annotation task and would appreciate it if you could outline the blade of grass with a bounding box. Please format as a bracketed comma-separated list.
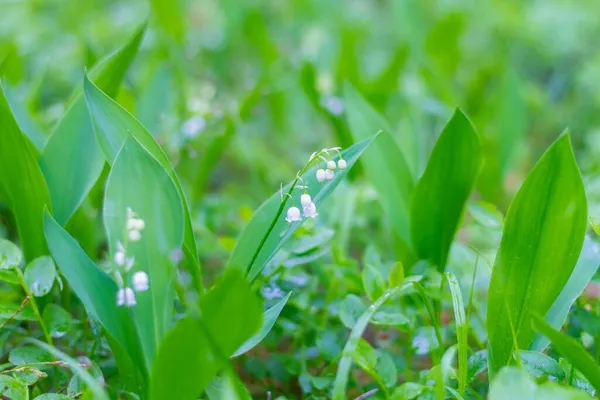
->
[446, 272, 467, 396]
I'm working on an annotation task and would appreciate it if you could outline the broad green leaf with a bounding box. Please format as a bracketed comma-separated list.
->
[532, 315, 600, 394]
[446, 272, 467, 395]
[150, 317, 217, 400]
[27, 338, 109, 400]
[489, 366, 592, 400]
[227, 136, 378, 282]
[150, 269, 261, 400]
[391, 382, 425, 399]
[42, 304, 73, 338]
[43, 211, 147, 388]
[352, 340, 397, 389]
[410, 109, 482, 271]
[560, 358, 596, 397]
[206, 372, 253, 400]
[9, 346, 51, 365]
[233, 291, 291, 357]
[39, 24, 145, 226]
[388, 261, 405, 288]
[0, 238, 22, 269]
[468, 201, 503, 230]
[362, 264, 386, 302]
[149, 0, 186, 42]
[3, 84, 46, 150]
[104, 137, 184, 366]
[339, 294, 368, 329]
[23, 256, 56, 297]
[531, 237, 600, 351]
[344, 84, 415, 246]
[0, 375, 27, 400]
[333, 282, 412, 400]
[0, 81, 51, 261]
[486, 134, 587, 376]
[83, 73, 202, 292]
[517, 350, 565, 381]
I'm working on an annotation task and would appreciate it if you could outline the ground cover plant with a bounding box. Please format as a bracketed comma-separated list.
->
[2, 0, 600, 399]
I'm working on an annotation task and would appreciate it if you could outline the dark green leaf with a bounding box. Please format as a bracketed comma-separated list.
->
[43, 304, 73, 338]
[9, 346, 51, 365]
[487, 134, 587, 376]
[0, 375, 27, 400]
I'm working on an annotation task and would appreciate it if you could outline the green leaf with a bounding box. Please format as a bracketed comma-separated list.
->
[227, 136, 378, 282]
[0, 375, 27, 400]
[532, 315, 600, 395]
[391, 382, 425, 399]
[0, 238, 22, 270]
[344, 84, 415, 245]
[388, 261, 405, 288]
[362, 264, 386, 302]
[339, 294, 368, 329]
[0, 81, 51, 261]
[23, 256, 56, 297]
[34, 395, 71, 400]
[517, 350, 565, 381]
[42, 304, 73, 338]
[333, 282, 412, 400]
[233, 291, 291, 357]
[43, 211, 147, 389]
[150, 269, 262, 400]
[0, 302, 36, 321]
[489, 366, 592, 400]
[3, 84, 46, 150]
[39, 23, 145, 226]
[352, 340, 397, 389]
[410, 109, 482, 271]
[206, 372, 253, 400]
[446, 272, 468, 395]
[560, 358, 596, 396]
[9, 346, 51, 365]
[26, 338, 109, 400]
[468, 201, 503, 230]
[83, 73, 202, 292]
[104, 137, 184, 366]
[486, 134, 587, 376]
[530, 237, 600, 351]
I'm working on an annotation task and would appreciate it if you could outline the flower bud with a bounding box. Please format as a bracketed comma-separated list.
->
[132, 271, 149, 292]
[316, 169, 327, 183]
[327, 160, 336, 170]
[301, 194, 312, 208]
[337, 159, 347, 169]
[285, 206, 302, 223]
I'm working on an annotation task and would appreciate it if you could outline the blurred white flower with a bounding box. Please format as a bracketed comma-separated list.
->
[114, 251, 125, 266]
[338, 159, 347, 169]
[132, 271, 149, 292]
[181, 116, 207, 139]
[117, 287, 136, 307]
[316, 169, 327, 183]
[303, 202, 318, 218]
[317, 73, 334, 95]
[286, 206, 302, 223]
[126, 217, 145, 231]
[128, 229, 141, 242]
[301, 194, 312, 208]
[325, 169, 334, 180]
[322, 95, 344, 116]
[124, 257, 135, 272]
[327, 160, 336, 170]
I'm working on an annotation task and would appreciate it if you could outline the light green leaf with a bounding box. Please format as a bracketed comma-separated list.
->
[531, 237, 600, 352]
[34, 395, 71, 400]
[344, 84, 415, 246]
[560, 358, 596, 397]
[486, 134, 587, 376]
[9, 346, 51, 365]
[410, 109, 482, 271]
[0, 375, 27, 400]
[43, 211, 147, 390]
[391, 382, 424, 399]
[532, 315, 600, 394]
[83, 73, 202, 292]
[0, 302, 36, 321]
[23, 256, 56, 297]
[39, 23, 145, 226]
[518, 350, 565, 381]
[3, 84, 46, 150]
[104, 137, 184, 366]
[43, 304, 73, 338]
[388, 261, 405, 288]
[0, 238, 22, 270]
[0, 81, 51, 261]
[339, 294, 368, 329]
[446, 272, 467, 395]
[227, 136, 378, 282]
[233, 291, 291, 357]
[468, 201, 503, 230]
[362, 264, 386, 302]
[489, 366, 592, 400]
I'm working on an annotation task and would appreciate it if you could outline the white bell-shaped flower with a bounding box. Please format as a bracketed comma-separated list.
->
[303, 202, 318, 219]
[325, 169, 334, 180]
[117, 287, 136, 307]
[286, 206, 302, 223]
[127, 217, 145, 231]
[132, 271, 149, 292]
[301, 194, 312, 208]
[114, 250, 125, 266]
[337, 159, 347, 169]
[316, 169, 326, 183]
[327, 160, 336, 170]
[128, 229, 141, 242]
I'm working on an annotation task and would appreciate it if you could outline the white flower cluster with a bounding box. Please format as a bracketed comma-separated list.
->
[114, 208, 149, 307]
[284, 147, 346, 224]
